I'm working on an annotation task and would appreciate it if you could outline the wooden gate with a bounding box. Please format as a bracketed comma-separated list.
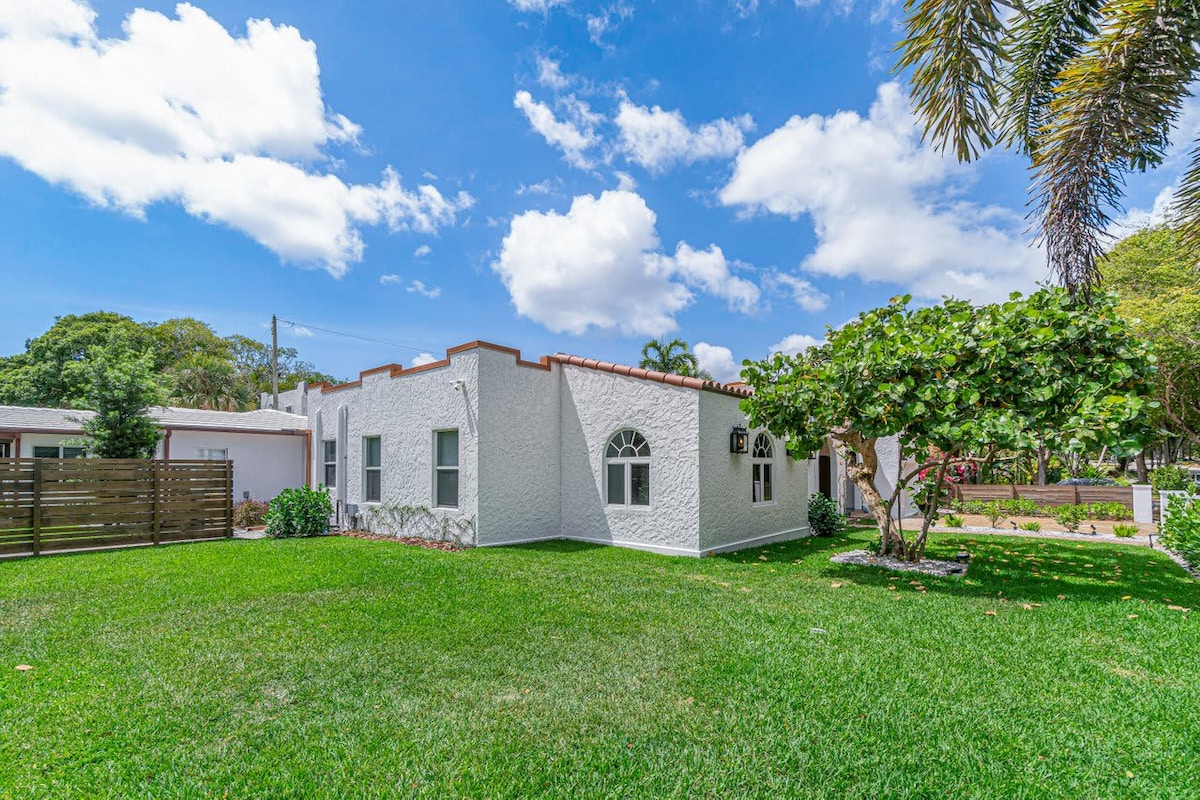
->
[0, 458, 232, 557]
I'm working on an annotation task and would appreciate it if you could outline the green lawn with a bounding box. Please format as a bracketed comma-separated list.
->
[2, 532, 1198, 798]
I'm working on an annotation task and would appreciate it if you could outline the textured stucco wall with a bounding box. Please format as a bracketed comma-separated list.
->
[558, 365, 701, 554]
[167, 430, 305, 503]
[698, 392, 809, 552]
[306, 351, 481, 544]
[474, 348, 562, 546]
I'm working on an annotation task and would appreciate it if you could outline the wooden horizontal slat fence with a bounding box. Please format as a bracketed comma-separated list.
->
[0, 458, 232, 557]
[954, 484, 1133, 509]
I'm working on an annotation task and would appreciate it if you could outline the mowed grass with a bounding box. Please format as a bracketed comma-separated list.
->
[1, 531, 1198, 799]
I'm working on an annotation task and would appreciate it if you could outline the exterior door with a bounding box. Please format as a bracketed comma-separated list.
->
[0, 441, 10, 458]
[818, 454, 832, 498]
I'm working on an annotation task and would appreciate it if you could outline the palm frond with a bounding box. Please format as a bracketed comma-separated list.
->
[896, 0, 1010, 161]
[1033, 0, 1200, 297]
[1173, 136, 1200, 262]
[1000, 0, 1104, 154]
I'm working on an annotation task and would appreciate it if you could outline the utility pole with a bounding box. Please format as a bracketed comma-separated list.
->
[271, 314, 279, 410]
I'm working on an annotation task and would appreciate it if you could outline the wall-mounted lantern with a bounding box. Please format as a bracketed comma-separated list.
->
[730, 426, 749, 454]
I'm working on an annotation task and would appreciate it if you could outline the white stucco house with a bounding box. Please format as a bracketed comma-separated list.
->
[0, 405, 309, 503]
[277, 341, 811, 557]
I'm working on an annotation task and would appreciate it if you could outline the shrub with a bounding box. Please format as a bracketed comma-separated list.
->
[1158, 495, 1200, 568]
[973, 500, 1006, 528]
[232, 499, 269, 528]
[1018, 521, 1042, 532]
[266, 486, 333, 538]
[1001, 497, 1040, 517]
[1111, 523, 1139, 538]
[943, 514, 964, 528]
[1052, 504, 1088, 533]
[1151, 465, 1191, 492]
[808, 493, 843, 537]
[1081, 501, 1132, 521]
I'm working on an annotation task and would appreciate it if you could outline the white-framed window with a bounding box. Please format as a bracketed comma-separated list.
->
[32, 445, 86, 459]
[363, 436, 382, 503]
[323, 440, 337, 488]
[435, 430, 459, 508]
[605, 430, 651, 507]
[752, 433, 774, 504]
[196, 448, 228, 461]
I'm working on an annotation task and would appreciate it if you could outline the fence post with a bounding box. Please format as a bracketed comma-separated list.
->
[225, 461, 234, 538]
[152, 460, 162, 545]
[31, 459, 42, 557]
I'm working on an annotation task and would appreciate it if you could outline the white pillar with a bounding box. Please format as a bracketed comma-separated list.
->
[1132, 484, 1152, 524]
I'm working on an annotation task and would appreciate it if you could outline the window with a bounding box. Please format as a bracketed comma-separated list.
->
[32, 445, 86, 458]
[435, 430, 459, 508]
[196, 448, 228, 460]
[752, 433, 774, 504]
[363, 436, 382, 503]
[605, 430, 650, 507]
[323, 440, 337, 488]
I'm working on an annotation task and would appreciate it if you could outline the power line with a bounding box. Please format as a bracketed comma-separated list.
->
[275, 318, 436, 356]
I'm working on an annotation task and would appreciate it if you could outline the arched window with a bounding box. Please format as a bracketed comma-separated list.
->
[605, 430, 651, 507]
[752, 433, 774, 504]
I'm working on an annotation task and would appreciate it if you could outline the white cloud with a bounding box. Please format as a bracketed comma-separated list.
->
[721, 82, 1043, 302]
[289, 325, 314, 337]
[407, 279, 441, 299]
[513, 90, 599, 168]
[495, 190, 689, 336]
[410, 352, 440, 367]
[0, 2, 472, 276]
[413, 244, 432, 258]
[509, 0, 568, 11]
[769, 272, 829, 311]
[516, 177, 563, 196]
[496, 190, 766, 336]
[657, 242, 760, 313]
[1109, 184, 1177, 239]
[695, 342, 743, 383]
[536, 55, 570, 90]
[587, 3, 633, 47]
[769, 333, 822, 356]
[614, 170, 638, 191]
[379, 273, 401, 284]
[616, 101, 754, 172]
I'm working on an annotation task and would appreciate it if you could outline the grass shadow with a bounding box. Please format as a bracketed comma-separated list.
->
[818, 533, 1199, 606]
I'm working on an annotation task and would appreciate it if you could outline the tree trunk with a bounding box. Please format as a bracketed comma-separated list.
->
[1136, 452, 1148, 483]
[832, 429, 899, 556]
[911, 451, 954, 562]
[1036, 447, 1049, 485]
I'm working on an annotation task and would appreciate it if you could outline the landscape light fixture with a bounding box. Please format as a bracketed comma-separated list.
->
[730, 426, 748, 454]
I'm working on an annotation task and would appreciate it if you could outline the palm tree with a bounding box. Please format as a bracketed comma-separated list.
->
[639, 338, 709, 378]
[897, 0, 1200, 298]
[170, 356, 253, 412]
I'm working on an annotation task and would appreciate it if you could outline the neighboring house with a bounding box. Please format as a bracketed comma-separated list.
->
[280, 341, 811, 557]
[0, 405, 309, 504]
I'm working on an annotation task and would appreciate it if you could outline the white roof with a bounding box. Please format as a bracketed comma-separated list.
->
[0, 405, 307, 433]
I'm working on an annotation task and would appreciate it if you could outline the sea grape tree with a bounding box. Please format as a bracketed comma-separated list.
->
[740, 288, 1156, 561]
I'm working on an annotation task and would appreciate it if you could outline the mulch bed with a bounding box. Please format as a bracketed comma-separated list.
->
[338, 530, 465, 552]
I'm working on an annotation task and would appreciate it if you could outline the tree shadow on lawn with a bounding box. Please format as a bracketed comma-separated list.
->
[723, 531, 1200, 607]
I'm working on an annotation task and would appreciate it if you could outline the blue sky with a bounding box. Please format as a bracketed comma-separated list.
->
[0, 1, 1188, 383]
